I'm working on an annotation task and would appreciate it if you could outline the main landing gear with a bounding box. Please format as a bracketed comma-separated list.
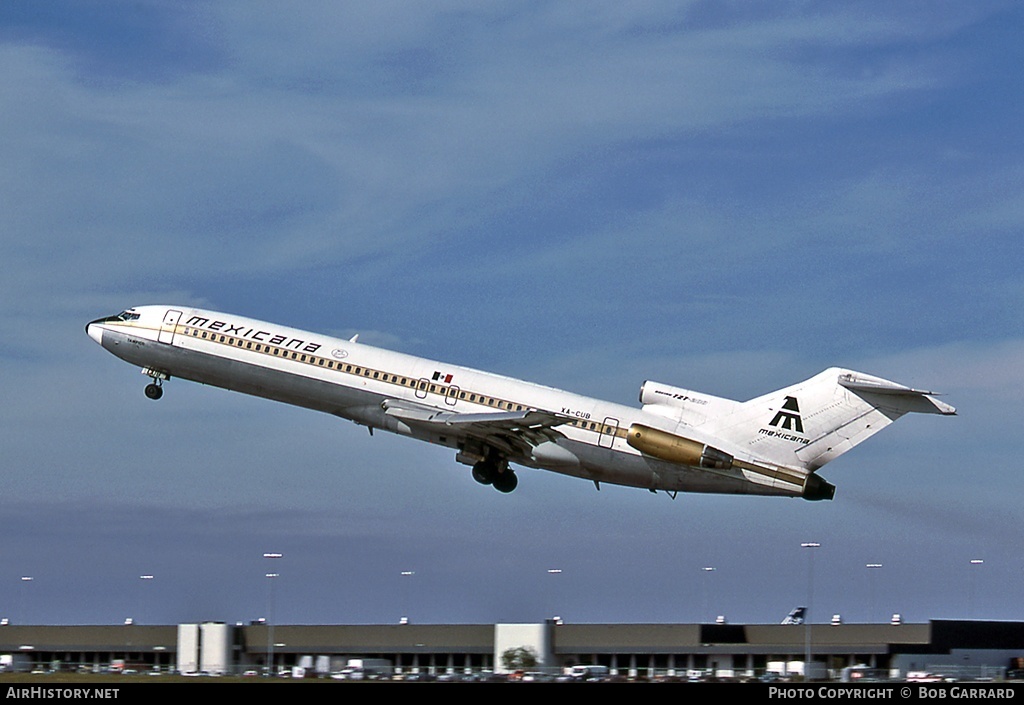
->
[142, 367, 169, 400]
[471, 454, 519, 494]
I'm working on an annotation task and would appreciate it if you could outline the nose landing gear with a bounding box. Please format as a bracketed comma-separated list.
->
[141, 367, 170, 400]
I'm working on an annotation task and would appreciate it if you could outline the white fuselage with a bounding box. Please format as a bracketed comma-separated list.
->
[86, 305, 813, 499]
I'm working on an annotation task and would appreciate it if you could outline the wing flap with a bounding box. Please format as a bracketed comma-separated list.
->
[382, 398, 573, 430]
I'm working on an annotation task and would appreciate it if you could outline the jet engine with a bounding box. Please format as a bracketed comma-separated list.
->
[626, 424, 733, 470]
[638, 381, 711, 408]
[801, 473, 836, 501]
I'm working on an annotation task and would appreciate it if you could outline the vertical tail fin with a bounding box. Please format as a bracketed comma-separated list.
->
[781, 607, 806, 625]
[708, 368, 955, 471]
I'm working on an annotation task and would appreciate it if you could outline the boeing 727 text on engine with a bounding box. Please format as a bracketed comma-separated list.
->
[86, 306, 955, 500]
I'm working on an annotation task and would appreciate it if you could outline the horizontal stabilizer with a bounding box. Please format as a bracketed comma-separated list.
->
[838, 372, 956, 415]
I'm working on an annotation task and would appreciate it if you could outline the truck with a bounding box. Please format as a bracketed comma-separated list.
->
[332, 658, 393, 680]
[569, 664, 610, 681]
[0, 654, 32, 673]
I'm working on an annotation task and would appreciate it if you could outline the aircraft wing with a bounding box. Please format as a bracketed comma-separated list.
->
[380, 398, 574, 456]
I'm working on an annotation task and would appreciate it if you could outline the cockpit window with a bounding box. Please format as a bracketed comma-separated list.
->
[116, 310, 141, 321]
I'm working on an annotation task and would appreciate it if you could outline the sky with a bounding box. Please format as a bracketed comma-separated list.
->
[1, 1, 1022, 628]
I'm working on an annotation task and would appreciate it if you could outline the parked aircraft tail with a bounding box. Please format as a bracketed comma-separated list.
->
[781, 606, 806, 625]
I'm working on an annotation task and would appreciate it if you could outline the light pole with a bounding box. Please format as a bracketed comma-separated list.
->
[801, 542, 820, 679]
[137, 575, 154, 624]
[865, 564, 882, 623]
[701, 567, 715, 623]
[19, 577, 33, 624]
[968, 559, 983, 619]
[264, 552, 283, 675]
[400, 571, 415, 624]
[547, 569, 563, 623]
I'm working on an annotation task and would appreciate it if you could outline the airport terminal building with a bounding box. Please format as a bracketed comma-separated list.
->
[2, 619, 1023, 679]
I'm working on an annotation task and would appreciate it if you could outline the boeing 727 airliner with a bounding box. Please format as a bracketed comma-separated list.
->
[86, 306, 955, 501]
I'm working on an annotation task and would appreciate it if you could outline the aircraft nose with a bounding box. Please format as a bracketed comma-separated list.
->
[86, 320, 104, 345]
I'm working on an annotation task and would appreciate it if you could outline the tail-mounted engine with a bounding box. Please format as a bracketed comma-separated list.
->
[626, 424, 733, 470]
[638, 380, 736, 425]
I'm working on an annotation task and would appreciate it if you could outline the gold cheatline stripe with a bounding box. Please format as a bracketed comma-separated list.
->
[180, 325, 627, 439]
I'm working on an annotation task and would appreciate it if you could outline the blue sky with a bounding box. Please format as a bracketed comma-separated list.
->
[1, 1, 1022, 627]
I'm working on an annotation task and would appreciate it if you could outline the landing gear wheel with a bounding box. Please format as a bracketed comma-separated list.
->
[141, 368, 169, 400]
[472, 461, 496, 485]
[470, 450, 516, 492]
[492, 470, 518, 494]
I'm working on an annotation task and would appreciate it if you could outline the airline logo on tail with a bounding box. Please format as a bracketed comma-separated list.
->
[759, 396, 810, 445]
[769, 396, 804, 433]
